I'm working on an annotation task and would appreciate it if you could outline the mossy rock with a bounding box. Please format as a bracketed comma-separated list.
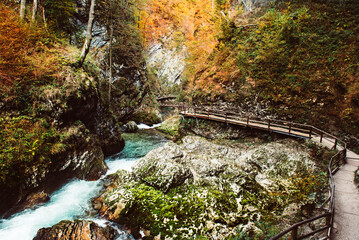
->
[124, 121, 139, 132]
[156, 115, 181, 136]
[94, 136, 329, 239]
[132, 143, 193, 192]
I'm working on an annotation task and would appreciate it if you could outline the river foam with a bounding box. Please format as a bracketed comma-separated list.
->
[0, 129, 168, 240]
[137, 123, 161, 129]
[0, 180, 100, 240]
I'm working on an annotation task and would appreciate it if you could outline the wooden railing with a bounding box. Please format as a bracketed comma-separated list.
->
[156, 95, 177, 102]
[162, 103, 348, 239]
[269, 148, 346, 240]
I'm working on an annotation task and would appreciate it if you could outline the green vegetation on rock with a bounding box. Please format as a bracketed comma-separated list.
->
[156, 115, 181, 136]
[0, 116, 62, 187]
[94, 136, 332, 239]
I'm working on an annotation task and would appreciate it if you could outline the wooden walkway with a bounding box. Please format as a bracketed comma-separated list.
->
[332, 149, 359, 240]
[170, 105, 359, 240]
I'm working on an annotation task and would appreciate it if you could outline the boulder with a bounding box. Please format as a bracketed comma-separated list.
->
[93, 170, 136, 221]
[124, 121, 139, 133]
[93, 136, 329, 239]
[132, 143, 192, 192]
[156, 115, 181, 136]
[23, 191, 50, 210]
[33, 220, 118, 240]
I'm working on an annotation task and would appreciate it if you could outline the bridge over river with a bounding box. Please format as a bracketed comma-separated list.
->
[161, 103, 359, 240]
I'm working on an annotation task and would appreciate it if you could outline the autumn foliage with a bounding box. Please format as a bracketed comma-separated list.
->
[139, 0, 225, 88]
[139, 0, 218, 51]
[183, 0, 359, 132]
[0, 4, 57, 99]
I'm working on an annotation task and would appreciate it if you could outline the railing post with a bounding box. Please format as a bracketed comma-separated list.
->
[225, 112, 227, 123]
[268, 119, 271, 130]
[291, 226, 298, 240]
[334, 139, 337, 150]
[343, 148, 347, 164]
[309, 126, 312, 138]
[320, 132, 323, 143]
[326, 212, 331, 226]
[207, 108, 209, 118]
[194, 107, 196, 117]
[246, 116, 249, 127]
[289, 122, 292, 133]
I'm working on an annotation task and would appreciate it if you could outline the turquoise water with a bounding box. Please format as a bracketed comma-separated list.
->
[0, 128, 167, 240]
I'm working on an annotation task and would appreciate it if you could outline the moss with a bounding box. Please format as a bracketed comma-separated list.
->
[131, 110, 161, 125]
[115, 182, 242, 238]
[355, 168, 359, 188]
[98, 136, 331, 238]
[156, 115, 181, 136]
[0, 116, 62, 188]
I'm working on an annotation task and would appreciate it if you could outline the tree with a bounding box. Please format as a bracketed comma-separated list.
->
[95, 0, 149, 115]
[78, 0, 96, 67]
[108, 23, 114, 103]
[20, 0, 26, 20]
[31, 0, 38, 24]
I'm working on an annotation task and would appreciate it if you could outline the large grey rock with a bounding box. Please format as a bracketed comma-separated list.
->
[93, 170, 136, 221]
[94, 136, 328, 239]
[133, 143, 193, 192]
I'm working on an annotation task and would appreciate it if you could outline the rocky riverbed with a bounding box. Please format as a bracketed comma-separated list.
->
[92, 135, 330, 239]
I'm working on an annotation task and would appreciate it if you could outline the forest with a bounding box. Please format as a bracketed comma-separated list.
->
[0, 0, 359, 239]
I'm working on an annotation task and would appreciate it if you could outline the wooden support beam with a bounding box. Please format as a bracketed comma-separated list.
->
[334, 139, 337, 149]
[291, 226, 298, 240]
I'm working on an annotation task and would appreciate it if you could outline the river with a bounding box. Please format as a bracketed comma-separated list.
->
[0, 126, 167, 240]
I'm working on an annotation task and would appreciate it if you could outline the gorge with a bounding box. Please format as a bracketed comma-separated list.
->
[1, 0, 359, 239]
[0, 128, 168, 239]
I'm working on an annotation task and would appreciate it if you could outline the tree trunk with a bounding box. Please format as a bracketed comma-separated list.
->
[78, 0, 96, 67]
[20, 0, 26, 20]
[31, 0, 38, 24]
[108, 24, 114, 104]
[41, 5, 48, 30]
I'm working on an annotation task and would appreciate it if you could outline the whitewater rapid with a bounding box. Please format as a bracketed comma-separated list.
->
[0, 125, 166, 240]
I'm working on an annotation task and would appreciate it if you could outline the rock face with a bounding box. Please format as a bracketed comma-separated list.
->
[21, 191, 50, 211]
[93, 136, 329, 239]
[147, 42, 186, 86]
[0, 75, 125, 217]
[34, 220, 118, 240]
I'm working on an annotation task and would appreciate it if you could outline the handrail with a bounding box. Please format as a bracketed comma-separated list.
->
[162, 103, 348, 239]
